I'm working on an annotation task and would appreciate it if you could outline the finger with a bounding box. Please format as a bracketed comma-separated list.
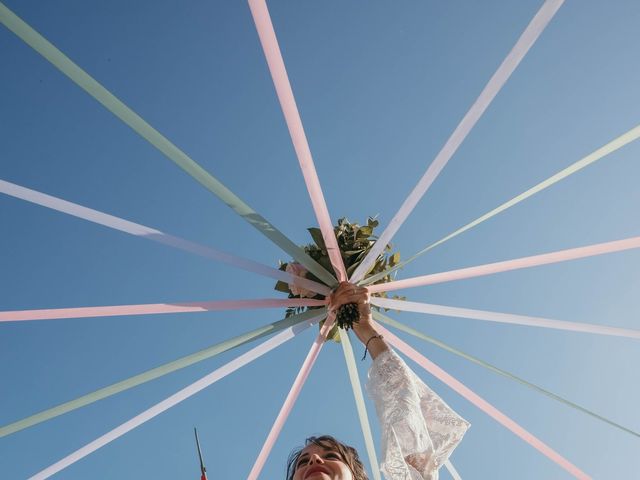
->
[358, 302, 371, 317]
[329, 282, 359, 300]
[344, 292, 368, 304]
[334, 287, 367, 302]
[335, 282, 365, 293]
[328, 292, 368, 311]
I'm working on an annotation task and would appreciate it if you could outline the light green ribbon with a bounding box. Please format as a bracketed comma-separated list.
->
[362, 124, 640, 286]
[373, 311, 639, 438]
[0, 308, 325, 438]
[339, 330, 382, 480]
[0, 2, 336, 287]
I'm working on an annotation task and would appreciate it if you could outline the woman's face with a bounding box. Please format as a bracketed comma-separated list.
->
[292, 443, 354, 480]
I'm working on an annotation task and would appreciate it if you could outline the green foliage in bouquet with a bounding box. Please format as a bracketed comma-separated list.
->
[275, 217, 405, 342]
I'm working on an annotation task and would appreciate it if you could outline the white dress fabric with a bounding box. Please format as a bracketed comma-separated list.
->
[366, 349, 470, 480]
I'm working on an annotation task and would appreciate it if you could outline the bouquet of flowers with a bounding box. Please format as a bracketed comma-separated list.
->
[275, 217, 405, 342]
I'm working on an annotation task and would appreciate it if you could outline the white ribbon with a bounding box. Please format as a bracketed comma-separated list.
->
[28, 313, 324, 479]
[351, 0, 565, 283]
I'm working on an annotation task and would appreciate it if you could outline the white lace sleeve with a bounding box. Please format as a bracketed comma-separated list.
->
[366, 349, 470, 480]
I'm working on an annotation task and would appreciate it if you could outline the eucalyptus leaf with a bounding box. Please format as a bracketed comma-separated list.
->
[359, 226, 373, 236]
[346, 262, 360, 275]
[274, 281, 291, 293]
[327, 324, 341, 343]
[308, 227, 327, 252]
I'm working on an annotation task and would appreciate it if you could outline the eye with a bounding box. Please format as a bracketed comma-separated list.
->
[325, 452, 341, 460]
[296, 457, 309, 469]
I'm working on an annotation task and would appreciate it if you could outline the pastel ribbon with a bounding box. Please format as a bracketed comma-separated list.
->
[247, 312, 337, 480]
[340, 330, 382, 480]
[368, 236, 640, 294]
[445, 461, 462, 480]
[28, 313, 325, 479]
[248, 0, 346, 282]
[0, 179, 330, 296]
[376, 322, 591, 479]
[370, 297, 640, 339]
[0, 2, 335, 286]
[0, 298, 326, 323]
[362, 123, 640, 286]
[1, 308, 325, 438]
[374, 311, 639, 438]
[350, 0, 564, 283]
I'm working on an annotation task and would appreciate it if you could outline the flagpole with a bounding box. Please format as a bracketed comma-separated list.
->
[194, 427, 208, 480]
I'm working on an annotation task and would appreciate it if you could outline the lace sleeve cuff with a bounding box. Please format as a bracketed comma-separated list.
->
[367, 349, 469, 480]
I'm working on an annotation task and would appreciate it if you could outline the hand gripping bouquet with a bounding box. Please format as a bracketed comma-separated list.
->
[275, 217, 405, 342]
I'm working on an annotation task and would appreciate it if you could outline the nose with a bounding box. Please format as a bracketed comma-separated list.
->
[308, 453, 324, 465]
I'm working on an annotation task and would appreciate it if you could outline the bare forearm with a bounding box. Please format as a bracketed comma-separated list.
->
[354, 324, 389, 360]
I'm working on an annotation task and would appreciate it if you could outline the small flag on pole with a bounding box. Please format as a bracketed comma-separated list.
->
[194, 427, 208, 480]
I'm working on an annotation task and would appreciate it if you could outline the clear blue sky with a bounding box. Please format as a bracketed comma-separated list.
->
[1, 0, 639, 478]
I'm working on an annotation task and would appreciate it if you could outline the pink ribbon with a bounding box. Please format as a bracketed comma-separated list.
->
[0, 179, 329, 296]
[377, 323, 591, 479]
[350, 0, 565, 283]
[369, 236, 640, 294]
[370, 297, 640, 339]
[248, 0, 346, 282]
[247, 312, 337, 480]
[28, 313, 325, 480]
[0, 298, 327, 323]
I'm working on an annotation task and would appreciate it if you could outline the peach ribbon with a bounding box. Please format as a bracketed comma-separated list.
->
[247, 312, 337, 480]
[361, 123, 640, 287]
[248, 0, 346, 282]
[369, 236, 640, 293]
[377, 323, 591, 479]
[0, 298, 326, 323]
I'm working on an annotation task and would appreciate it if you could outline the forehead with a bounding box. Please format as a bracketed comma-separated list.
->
[299, 443, 337, 457]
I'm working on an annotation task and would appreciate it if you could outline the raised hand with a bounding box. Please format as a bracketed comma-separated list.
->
[328, 282, 388, 359]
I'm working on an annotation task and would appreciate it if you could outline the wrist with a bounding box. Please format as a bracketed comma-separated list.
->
[360, 332, 389, 361]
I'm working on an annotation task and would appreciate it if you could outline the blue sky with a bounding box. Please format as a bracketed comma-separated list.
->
[1, 0, 639, 478]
